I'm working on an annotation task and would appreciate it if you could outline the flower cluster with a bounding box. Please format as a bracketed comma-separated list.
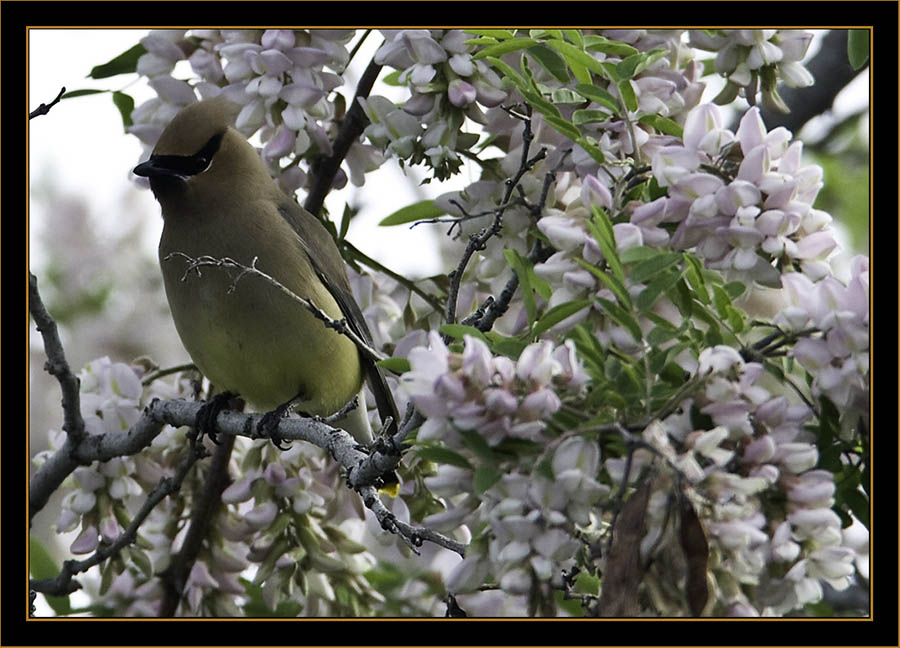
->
[628, 346, 859, 616]
[129, 29, 380, 195]
[34, 358, 145, 557]
[402, 332, 588, 446]
[216, 441, 382, 615]
[779, 255, 870, 434]
[369, 30, 508, 180]
[688, 30, 814, 111]
[642, 103, 835, 285]
[443, 437, 607, 612]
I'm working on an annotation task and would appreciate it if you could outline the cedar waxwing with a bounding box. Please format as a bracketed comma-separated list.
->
[134, 96, 399, 448]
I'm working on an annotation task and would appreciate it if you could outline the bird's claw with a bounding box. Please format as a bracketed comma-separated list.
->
[194, 392, 236, 444]
[258, 407, 292, 450]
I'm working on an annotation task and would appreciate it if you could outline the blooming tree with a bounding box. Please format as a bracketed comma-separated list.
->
[29, 28, 870, 618]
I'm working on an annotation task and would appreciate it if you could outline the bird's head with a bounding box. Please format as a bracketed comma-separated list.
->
[134, 96, 270, 205]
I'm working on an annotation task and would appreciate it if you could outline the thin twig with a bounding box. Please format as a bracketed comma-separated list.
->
[29, 87, 66, 119]
[141, 362, 198, 386]
[444, 106, 547, 333]
[467, 149, 569, 332]
[360, 485, 466, 557]
[167, 253, 384, 365]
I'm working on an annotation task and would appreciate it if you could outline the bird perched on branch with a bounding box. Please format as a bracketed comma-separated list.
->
[134, 96, 399, 454]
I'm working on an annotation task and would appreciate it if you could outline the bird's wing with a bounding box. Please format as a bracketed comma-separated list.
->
[278, 201, 401, 434]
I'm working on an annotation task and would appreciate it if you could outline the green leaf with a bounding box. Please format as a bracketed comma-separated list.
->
[485, 56, 528, 90]
[485, 332, 529, 359]
[711, 285, 732, 319]
[724, 304, 746, 333]
[379, 199, 444, 226]
[130, 547, 153, 578]
[587, 206, 625, 284]
[682, 253, 710, 305]
[473, 38, 539, 60]
[636, 268, 685, 312]
[416, 445, 473, 469]
[364, 562, 407, 592]
[619, 245, 659, 264]
[573, 109, 613, 125]
[527, 44, 570, 83]
[574, 570, 602, 595]
[576, 258, 630, 309]
[550, 88, 584, 104]
[473, 465, 502, 494]
[439, 323, 489, 344]
[532, 299, 592, 337]
[638, 113, 684, 138]
[504, 248, 539, 325]
[596, 297, 642, 343]
[847, 30, 870, 70]
[576, 136, 607, 164]
[629, 251, 683, 284]
[546, 39, 605, 77]
[29, 537, 73, 616]
[562, 29, 584, 48]
[543, 114, 581, 140]
[842, 489, 869, 529]
[458, 428, 495, 464]
[583, 35, 639, 58]
[647, 323, 678, 346]
[573, 83, 620, 114]
[377, 356, 411, 374]
[616, 53, 644, 80]
[617, 79, 638, 113]
[111, 91, 134, 129]
[381, 69, 406, 86]
[465, 29, 516, 40]
[696, 57, 717, 77]
[723, 281, 746, 301]
[62, 88, 107, 99]
[89, 43, 146, 79]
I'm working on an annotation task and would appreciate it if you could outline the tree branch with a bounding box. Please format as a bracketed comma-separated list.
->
[304, 57, 383, 219]
[30, 400, 169, 520]
[160, 434, 235, 616]
[360, 485, 466, 557]
[29, 86, 66, 120]
[29, 273, 85, 444]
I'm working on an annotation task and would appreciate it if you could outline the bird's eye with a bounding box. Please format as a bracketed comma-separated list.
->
[139, 131, 226, 179]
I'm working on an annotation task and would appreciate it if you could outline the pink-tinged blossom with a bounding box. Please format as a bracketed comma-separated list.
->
[448, 79, 477, 107]
[70, 525, 99, 554]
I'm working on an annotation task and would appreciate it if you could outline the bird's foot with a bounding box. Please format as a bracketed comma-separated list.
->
[258, 403, 294, 450]
[194, 392, 237, 444]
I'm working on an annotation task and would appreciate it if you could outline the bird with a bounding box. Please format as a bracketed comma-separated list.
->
[133, 95, 399, 453]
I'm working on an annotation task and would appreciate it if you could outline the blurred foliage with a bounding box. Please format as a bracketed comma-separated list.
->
[806, 113, 870, 255]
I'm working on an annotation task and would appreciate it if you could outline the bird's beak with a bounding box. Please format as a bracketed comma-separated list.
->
[133, 157, 183, 179]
